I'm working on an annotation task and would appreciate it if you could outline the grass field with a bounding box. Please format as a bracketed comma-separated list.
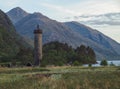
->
[0, 66, 120, 89]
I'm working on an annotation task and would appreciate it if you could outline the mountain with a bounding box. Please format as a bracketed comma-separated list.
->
[0, 9, 30, 62]
[7, 7, 28, 24]
[7, 7, 120, 60]
[64, 21, 120, 55]
[15, 12, 84, 45]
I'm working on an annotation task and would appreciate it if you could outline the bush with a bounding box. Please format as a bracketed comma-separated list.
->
[73, 61, 81, 66]
[100, 59, 108, 66]
[88, 63, 92, 67]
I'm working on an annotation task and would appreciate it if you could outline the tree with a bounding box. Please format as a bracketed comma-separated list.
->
[73, 61, 81, 66]
[75, 45, 86, 56]
[42, 41, 71, 66]
[86, 46, 96, 63]
[15, 47, 33, 65]
[75, 45, 96, 64]
[100, 59, 108, 66]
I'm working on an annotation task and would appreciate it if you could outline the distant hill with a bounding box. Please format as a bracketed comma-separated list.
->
[7, 7, 120, 60]
[0, 9, 30, 62]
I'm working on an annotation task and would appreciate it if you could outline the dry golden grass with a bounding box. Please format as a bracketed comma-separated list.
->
[0, 66, 120, 89]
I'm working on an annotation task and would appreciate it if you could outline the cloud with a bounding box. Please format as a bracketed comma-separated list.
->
[0, 0, 22, 12]
[41, 3, 81, 16]
[1, 0, 21, 6]
[82, 20, 120, 26]
[65, 13, 120, 26]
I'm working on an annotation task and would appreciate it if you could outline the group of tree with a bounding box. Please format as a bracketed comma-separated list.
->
[41, 41, 96, 66]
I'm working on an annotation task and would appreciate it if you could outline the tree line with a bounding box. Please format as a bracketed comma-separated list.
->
[0, 41, 96, 66]
[41, 41, 96, 66]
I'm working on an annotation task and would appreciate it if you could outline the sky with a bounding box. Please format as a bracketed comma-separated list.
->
[0, 0, 120, 43]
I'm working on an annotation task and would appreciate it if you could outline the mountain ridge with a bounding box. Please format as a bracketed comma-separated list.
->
[7, 7, 29, 24]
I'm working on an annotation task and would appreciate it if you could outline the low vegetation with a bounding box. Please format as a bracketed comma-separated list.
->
[0, 66, 119, 89]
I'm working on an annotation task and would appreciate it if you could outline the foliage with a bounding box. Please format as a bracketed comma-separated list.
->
[88, 63, 92, 67]
[41, 41, 73, 66]
[41, 41, 96, 66]
[72, 61, 81, 66]
[75, 45, 96, 64]
[15, 47, 34, 65]
[100, 59, 108, 66]
[0, 27, 19, 62]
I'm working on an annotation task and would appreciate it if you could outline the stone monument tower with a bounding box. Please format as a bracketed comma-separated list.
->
[34, 25, 42, 66]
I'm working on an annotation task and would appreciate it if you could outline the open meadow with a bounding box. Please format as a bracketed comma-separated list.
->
[0, 66, 120, 89]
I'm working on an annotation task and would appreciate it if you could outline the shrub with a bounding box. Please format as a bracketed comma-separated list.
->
[88, 63, 92, 67]
[100, 59, 108, 66]
[73, 61, 80, 66]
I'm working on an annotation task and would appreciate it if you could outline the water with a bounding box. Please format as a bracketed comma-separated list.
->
[84, 60, 120, 67]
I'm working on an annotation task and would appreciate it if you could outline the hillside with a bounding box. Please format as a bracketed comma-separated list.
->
[0, 9, 30, 62]
[64, 21, 120, 55]
[64, 22, 120, 56]
[7, 7, 120, 60]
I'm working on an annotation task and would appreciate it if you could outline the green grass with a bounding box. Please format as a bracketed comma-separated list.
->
[0, 66, 120, 89]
